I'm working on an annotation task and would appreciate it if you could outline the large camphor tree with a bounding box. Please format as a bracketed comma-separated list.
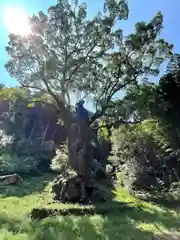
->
[5, 0, 173, 202]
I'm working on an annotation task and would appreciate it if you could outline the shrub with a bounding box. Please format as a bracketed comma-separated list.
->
[109, 118, 179, 191]
[0, 132, 14, 152]
[51, 144, 68, 173]
[0, 153, 39, 175]
[9, 138, 56, 172]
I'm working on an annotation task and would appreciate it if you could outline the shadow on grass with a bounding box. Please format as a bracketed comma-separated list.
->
[1, 174, 179, 239]
[1, 200, 180, 240]
[138, 194, 180, 211]
[0, 173, 56, 198]
[153, 197, 180, 211]
[1, 195, 180, 240]
[0, 212, 153, 240]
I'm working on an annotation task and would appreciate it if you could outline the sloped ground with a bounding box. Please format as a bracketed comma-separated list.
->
[0, 174, 180, 240]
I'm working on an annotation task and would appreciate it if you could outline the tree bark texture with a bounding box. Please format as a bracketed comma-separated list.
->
[67, 120, 93, 183]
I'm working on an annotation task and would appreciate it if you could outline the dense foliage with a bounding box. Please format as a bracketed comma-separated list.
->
[108, 65, 180, 191]
[5, 0, 173, 127]
[0, 87, 64, 174]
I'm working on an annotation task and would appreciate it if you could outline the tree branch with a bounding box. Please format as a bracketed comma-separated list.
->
[19, 83, 44, 92]
[67, 43, 97, 84]
[90, 49, 142, 125]
[98, 119, 141, 129]
[90, 77, 137, 124]
[40, 76, 72, 127]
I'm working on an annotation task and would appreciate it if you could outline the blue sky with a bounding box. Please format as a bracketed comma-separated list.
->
[0, 0, 180, 87]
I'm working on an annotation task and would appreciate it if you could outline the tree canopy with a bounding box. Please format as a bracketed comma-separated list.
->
[5, 0, 173, 126]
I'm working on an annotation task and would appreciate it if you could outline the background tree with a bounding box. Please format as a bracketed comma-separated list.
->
[108, 52, 180, 191]
[0, 87, 66, 174]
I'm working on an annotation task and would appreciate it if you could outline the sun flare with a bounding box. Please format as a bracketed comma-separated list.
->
[3, 7, 31, 36]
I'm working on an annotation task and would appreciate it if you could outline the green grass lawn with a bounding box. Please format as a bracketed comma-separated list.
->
[0, 174, 180, 240]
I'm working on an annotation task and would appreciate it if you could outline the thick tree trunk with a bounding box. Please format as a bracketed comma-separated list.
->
[57, 102, 93, 178]
[51, 117, 115, 203]
[52, 103, 98, 203]
[67, 120, 93, 183]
